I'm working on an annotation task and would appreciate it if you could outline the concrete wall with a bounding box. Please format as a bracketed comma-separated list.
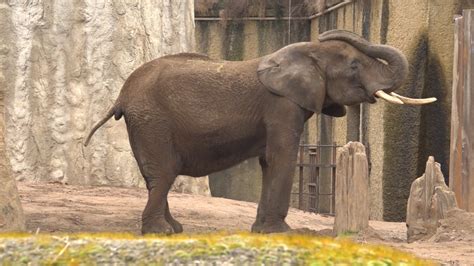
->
[0, 1, 195, 187]
[195, 19, 310, 202]
[310, 0, 474, 221]
[196, 0, 474, 221]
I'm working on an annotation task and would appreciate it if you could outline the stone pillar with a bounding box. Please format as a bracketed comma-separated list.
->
[0, 97, 25, 231]
[334, 142, 369, 235]
[0, 3, 25, 230]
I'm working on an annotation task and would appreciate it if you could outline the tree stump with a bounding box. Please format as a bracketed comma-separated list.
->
[334, 142, 369, 235]
[406, 156, 458, 242]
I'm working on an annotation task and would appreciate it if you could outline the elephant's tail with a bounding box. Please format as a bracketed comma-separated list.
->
[84, 104, 123, 147]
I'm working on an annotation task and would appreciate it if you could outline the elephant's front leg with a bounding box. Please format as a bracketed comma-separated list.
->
[251, 156, 271, 232]
[165, 200, 183, 233]
[259, 127, 302, 233]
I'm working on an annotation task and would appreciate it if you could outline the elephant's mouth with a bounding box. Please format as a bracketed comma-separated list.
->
[361, 87, 376, 104]
[373, 90, 437, 105]
[367, 94, 377, 104]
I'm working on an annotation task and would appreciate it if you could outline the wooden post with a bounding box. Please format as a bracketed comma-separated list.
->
[449, 9, 474, 212]
[334, 142, 369, 235]
[406, 157, 458, 242]
[450, 15, 464, 209]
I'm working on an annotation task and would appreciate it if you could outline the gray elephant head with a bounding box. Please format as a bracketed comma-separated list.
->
[257, 29, 435, 117]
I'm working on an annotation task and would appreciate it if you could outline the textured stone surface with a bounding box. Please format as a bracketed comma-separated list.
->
[172, 176, 211, 196]
[0, 86, 25, 231]
[0, 143, 24, 232]
[406, 156, 458, 243]
[0, 1, 25, 232]
[0, 1, 210, 194]
[334, 142, 369, 235]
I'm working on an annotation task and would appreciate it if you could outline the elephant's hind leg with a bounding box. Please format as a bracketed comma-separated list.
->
[125, 117, 182, 234]
[142, 176, 176, 234]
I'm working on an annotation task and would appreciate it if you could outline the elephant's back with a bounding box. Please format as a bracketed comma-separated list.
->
[121, 56, 266, 119]
[118, 53, 269, 133]
[117, 55, 271, 176]
[119, 55, 266, 107]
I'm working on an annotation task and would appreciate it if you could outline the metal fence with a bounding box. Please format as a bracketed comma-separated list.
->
[292, 142, 339, 215]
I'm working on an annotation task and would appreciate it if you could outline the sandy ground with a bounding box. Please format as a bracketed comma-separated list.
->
[17, 182, 474, 265]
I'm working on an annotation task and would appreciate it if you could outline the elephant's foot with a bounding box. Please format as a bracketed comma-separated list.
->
[260, 220, 291, 234]
[251, 220, 265, 233]
[166, 216, 183, 233]
[141, 218, 174, 235]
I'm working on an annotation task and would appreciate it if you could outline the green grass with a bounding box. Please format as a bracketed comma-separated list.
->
[0, 232, 435, 265]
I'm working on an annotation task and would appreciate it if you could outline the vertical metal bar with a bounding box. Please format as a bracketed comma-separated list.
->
[315, 141, 321, 212]
[298, 142, 304, 210]
[331, 142, 337, 214]
[288, 0, 292, 44]
[308, 147, 315, 212]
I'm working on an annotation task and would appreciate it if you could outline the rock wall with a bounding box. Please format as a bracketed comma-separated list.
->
[0, 1, 195, 187]
[0, 111, 24, 232]
[0, 23, 25, 230]
[0, 4, 25, 231]
[0, 97, 24, 231]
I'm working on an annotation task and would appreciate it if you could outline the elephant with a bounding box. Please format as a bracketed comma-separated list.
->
[84, 30, 436, 234]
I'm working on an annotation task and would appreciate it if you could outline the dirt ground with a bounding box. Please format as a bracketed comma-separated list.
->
[17, 182, 474, 265]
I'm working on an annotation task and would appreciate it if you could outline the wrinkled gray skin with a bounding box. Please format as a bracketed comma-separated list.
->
[85, 30, 408, 234]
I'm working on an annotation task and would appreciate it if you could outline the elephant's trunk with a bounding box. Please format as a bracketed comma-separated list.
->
[318, 30, 436, 105]
[318, 29, 408, 92]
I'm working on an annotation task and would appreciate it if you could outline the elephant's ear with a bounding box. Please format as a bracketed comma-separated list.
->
[257, 47, 326, 113]
[322, 104, 346, 117]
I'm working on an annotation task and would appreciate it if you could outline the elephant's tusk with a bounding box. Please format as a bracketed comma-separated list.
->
[390, 92, 437, 105]
[375, 90, 404, 104]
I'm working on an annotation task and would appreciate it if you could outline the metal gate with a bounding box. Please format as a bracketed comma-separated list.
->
[292, 142, 339, 215]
